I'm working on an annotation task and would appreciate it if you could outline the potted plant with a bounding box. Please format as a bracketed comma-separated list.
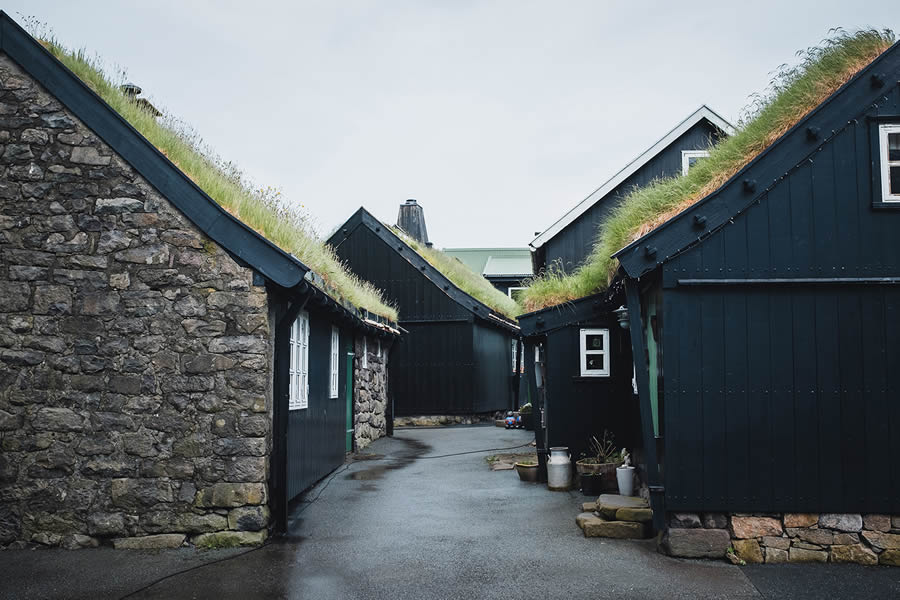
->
[519, 403, 534, 431]
[514, 459, 539, 482]
[575, 431, 621, 494]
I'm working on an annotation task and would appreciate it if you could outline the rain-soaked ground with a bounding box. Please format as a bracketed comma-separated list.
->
[2, 425, 899, 599]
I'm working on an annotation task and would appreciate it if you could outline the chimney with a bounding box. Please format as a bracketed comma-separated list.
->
[396, 199, 430, 246]
[120, 82, 162, 118]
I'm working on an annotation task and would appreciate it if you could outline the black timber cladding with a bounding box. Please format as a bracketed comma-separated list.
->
[329, 208, 519, 416]
[537, 119, 726, 273]
[626, 41, 900, 514]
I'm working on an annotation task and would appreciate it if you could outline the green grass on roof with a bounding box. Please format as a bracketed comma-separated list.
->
[522, 28, 895, 313]
[32, 24, 398, 321]
[391, 228, 522, 320]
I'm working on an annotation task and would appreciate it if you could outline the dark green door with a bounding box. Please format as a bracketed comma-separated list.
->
[345, 342, 354, 452]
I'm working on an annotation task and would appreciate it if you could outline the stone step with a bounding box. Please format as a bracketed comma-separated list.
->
[576, 513, 649, 539]
[582, 501, 597, 512]
[596, 494, 650, 521]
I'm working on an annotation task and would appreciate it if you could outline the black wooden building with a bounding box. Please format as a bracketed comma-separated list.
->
[519, 288, 639, 481]
[530, 105, 733, 274]
[615, 41, 900, 526]
[329, 208, 521, 417]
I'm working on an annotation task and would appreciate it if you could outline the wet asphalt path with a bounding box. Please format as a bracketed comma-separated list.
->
[3, 425, 899, 599]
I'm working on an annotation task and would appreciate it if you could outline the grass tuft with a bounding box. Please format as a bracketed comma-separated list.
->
[522, 28, 895, 313]
[27, 18, 398, 321]
[391, 227, 522, 320]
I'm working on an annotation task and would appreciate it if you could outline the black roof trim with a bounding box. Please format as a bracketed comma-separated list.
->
[0, 12, 397, 334]
[614, 40, 900, 279]
[517, 281, 623, 337]
[329, 208, 520, 334]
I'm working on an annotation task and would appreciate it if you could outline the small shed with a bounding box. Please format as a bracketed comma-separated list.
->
[442, 247, 533, 298]
[530, 106, 733, 274]
[613, 36, 900, 550]
[329, 207, 521, 418]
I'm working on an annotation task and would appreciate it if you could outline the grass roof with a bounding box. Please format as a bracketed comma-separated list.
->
[390, 227, 522, 320]
[522, 28, 895, 313]
[31, 23, 398, 321]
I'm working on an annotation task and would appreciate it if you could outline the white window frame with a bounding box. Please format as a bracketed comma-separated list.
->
[681, 150, 710, 176]
[879, 124, 900, 202]
[511, 339, 518, 373]
[361, 337, 368, 369]
[377, 339, 382, 358]
[329, 326, 339, 399]
[579, 328, 610, 377]
[289, 312, 309, 410]
[507, 286, 526, 299]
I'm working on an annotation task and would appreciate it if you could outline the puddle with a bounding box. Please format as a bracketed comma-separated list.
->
[345, 436, 430, 481]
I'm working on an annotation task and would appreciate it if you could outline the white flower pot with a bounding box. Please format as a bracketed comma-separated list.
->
[616, 466, 635, 497]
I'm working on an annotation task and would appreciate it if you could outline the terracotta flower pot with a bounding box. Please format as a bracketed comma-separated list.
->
[515, 462, 539, 483]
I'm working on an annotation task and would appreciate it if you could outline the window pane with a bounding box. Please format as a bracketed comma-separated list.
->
[586, 354, 605, 371]
[891, 165, 900, 195]
[585, 334, 605, 350]
[889, 132, 900, 161]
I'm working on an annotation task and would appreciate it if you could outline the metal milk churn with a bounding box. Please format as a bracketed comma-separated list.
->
[546, 447, 572, 491]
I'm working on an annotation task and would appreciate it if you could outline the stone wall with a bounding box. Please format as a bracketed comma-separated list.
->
[661, 511, 900, 566]
[393, 414, 496, 427]
[0, 54, 273, 549]
[353, 335, 390, 450]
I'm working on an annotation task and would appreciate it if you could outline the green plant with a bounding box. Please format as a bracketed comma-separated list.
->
[579, 431, 620, 465]
[516, 460, 537, 467]
[522, 28, 895, 312]
[518, 402, 532, 415]
[27, 18, 398, 321]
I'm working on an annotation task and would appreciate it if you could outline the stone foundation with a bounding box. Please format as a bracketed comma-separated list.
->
[0, 54, 272, 548]
[353, 335, 390, 450]
[393, 413, 496, 427]
[661, 511, 900, 566]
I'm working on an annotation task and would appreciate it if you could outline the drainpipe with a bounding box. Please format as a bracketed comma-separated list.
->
[624, 278, 665, 533]
[513, 336, 523, 411]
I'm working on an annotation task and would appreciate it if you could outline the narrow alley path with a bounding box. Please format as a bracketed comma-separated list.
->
[3, 426, 899, 599]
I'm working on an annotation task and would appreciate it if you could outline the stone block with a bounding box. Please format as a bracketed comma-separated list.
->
[87, 512, 127, 537]
[861, 530, 900, 550]
[765, 547, 788, 563]
[819, 513, 862, 532]
[668, 512, 701, 529]
[69, 146, 110, 166]
[761, 536, 790, 550]
[789, 547, 827, 563]
[831, 544, 878, 565]
[701, 513, 728, 529]
[224, 456, 267, 482]
[110, 478, 174, 509]
[94, 197, 145, 214]
[177, 513, 228, 534]
[576, 512, 595, 530]
[796, 528, 833, 546]
[661, 528, 730, 558]
[583, 516, 646, 539]
[208, 336, 267, 354]
[32, 407, 83, 432]
[0, 281, 31, 311]
[783, 513, 818, 528]
[192, 530, 266, 548]
[615, 507, 653, 523]
[792, 542, 823, 551]
[194, 483, 266, 508]
[833, 533, 859, 545]
[113, 534, 185, 549]
[893, 516, 900, 530]
[863, 514, 891, 532]
[880, 550, 900, 567]
[732, 539, 763, 564]
[32, 284, 71, 315]
[228, 506, 269, 531]
[731, 516, 783, 539]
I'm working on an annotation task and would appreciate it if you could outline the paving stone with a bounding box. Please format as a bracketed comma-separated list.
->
[583, 517, 646, 539]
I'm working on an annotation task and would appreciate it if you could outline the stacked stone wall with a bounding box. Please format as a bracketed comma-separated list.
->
[0, 55, 272, 549]
[353, 336, 390, 450]
[662, 511, 900, 566]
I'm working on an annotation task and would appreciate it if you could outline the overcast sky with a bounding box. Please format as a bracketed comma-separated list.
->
[10, 1, 900, 247]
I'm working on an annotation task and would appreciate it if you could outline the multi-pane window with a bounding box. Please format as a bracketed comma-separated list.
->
[880, 124, 900, 202]
[330, 326, 339, 399]
[579, 328, 610, 377]
[289, 312, 309, 410]
[361, 337, 368, 369]
[681, 150, 709, 176]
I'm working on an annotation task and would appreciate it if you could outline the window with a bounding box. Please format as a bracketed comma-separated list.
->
[361, 337, 368, 369]
[289, 312, 309, 409]
[879, 124, 900, 202]
[329, 326, 339, 398]
[681, 150, 709, 176]
[507, 286, 526, 301]
[377, 339, 382, 358]
[579, 328, 610, 377]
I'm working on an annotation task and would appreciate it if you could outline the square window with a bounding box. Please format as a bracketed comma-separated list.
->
[579, 328, 610, 377]
[681, 150, 710, 176]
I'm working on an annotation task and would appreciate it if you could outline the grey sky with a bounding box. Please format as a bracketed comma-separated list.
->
[10, 1, 900, 248]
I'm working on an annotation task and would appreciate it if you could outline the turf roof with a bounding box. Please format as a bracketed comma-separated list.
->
[31, 23, 398, 321]
[522, 28, 895, 313]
